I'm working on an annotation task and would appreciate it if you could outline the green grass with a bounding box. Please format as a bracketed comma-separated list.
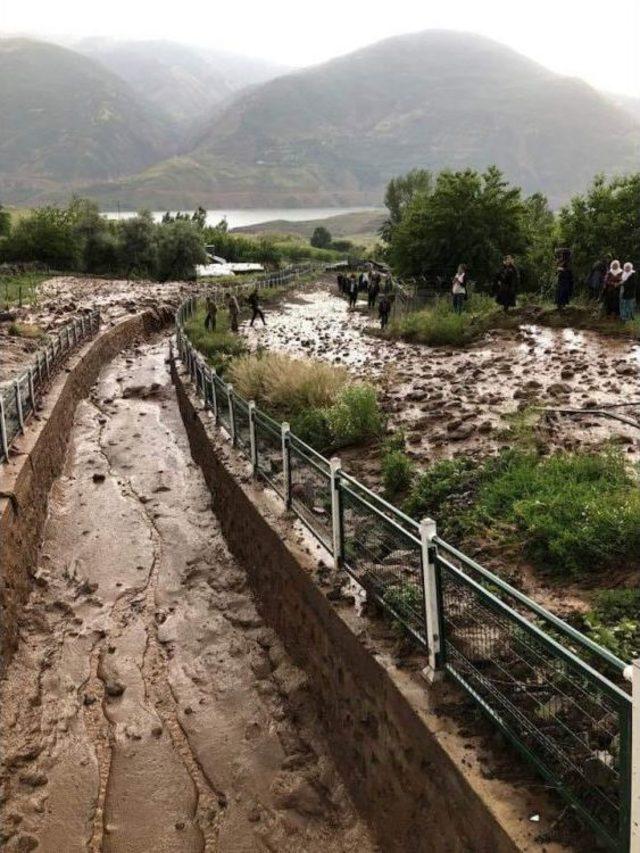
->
[583, 589, 640, 661]
[0, 273, 48, 307]
[386, 294, 500, 347]
[183, 308, 248, 374]
[8, 321, 44, 339]
[403, 448, 640, 577]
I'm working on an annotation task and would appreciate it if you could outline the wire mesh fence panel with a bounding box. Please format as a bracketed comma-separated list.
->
[288, 435, 333, 550]
[437, 555, 631, 852]
[214, 375, 231, 433]
[340, 482, 427, 649]
[254, 410, 284, 497]
[232, 395, 251, 455]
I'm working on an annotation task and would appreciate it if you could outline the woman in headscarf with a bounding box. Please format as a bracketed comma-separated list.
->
[620, 262, 637, 322]
[602, 260, 623, 318]
[494, 256, 519, 312]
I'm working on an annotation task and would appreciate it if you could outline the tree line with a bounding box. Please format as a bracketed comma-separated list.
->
[0, 200, 340, 281]
[381, 167, 639, 291]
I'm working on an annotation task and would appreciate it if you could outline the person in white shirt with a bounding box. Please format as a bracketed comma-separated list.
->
[451, 264, 467, 314]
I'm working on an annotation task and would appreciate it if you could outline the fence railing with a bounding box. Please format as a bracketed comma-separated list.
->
[175, 291, 637, 852]
[0, 311, 101, 464]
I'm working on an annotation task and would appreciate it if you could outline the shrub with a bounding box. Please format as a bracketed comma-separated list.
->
[325, 384, 384, 448]
[184, 308, 247, 374]
[8, 322, 44, 339]
[291, 408, 333, 452]
[387, 294, 499, 347]
[583, 589, 640, 661]
[382, 449, 414, 497]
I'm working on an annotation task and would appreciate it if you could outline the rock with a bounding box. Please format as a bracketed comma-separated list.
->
[19, 771, 47, 788]
[104, 679, 125, 698]
[16, 835, 39, 852]
[92, 473, 106, 483]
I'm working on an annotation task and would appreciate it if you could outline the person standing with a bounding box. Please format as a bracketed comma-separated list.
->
[586, 260, 606, 300]
[602, 260, 623, 318]
[226, 293, 240, 332]
[368, 274, 380, 309]
[248, 288, 266, 327]
[555, 256, 574, 310]
[495, 256, 519, 313]
[378, 294, 391, 330]
[348, 273, 358, 310]
[204, 295, 217, 332]
[620, 262, 637, 321]
[451, 264, 467, 314]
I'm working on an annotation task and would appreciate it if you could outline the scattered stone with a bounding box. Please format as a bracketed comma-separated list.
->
[92, 473, 106, 483]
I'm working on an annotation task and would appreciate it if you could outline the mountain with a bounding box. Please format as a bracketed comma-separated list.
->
[76, 30, 640, 209]
[74, 39, 288, 127]
[0, 38, 178, 204]
[608, 92, 640, 123]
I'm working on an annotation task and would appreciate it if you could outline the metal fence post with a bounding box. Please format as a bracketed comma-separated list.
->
[0, 394, 9, 461]
[227, 384, 236, 445]
[248, 401, 258, 474]
[330, 456, 343, 570]
[420, 517, 443, 682]
[281, 422, 291, 508]
[28, 368, 36, 413]
[626, 659, 640, 851]
[211, 369, 219, 424]
[14, 380, 24, 433]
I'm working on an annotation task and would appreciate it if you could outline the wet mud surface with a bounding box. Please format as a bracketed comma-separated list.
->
[0, 339, 376, 853]
[0, 277, 191, 382]
[244, 285, 640, 462]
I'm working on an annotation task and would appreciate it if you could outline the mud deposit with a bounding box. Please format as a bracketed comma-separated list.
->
[0, 277, 191, 382]
[244, 286, 640, 461]
[0, 341, 376, 853]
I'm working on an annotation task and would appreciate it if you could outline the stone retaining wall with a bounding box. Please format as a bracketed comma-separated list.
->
[0, 311, 165, 674]
[170, 353, 564, 853]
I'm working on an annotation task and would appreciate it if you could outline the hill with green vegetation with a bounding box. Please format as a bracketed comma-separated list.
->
[230, 209, 385, 242]
[75, 38, 287, 128]
[0, 38, 178, 204]
[74, 30, 640, 209]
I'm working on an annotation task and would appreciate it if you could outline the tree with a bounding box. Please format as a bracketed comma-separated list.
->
[311, 226, 332, 249]
[156, 220, 207, 281]
[380, 168, 432, 243]
[0, 205, 10, 238]
[117, 211, 158, 278]
[520, 193, 558, 294]
[385, 166, 528, 285]
[1, 205, 80, 269]
[558, 174, 640, 282]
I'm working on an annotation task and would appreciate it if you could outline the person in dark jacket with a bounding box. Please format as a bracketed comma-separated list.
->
[495, 256, 519, 312]
[248, 288, 265, 327]
[204, 296, 217, 332]
[368, 274, 380, 309]
[378, 294, 391, 329]
[586, 260, 607, 300]
[226, 293, 240, 332]
[348, 274, 358, 309]
[620, 262, 637, 321]
[555, 256, 574, 310]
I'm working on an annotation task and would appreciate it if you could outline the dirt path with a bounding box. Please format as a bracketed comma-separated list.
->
[243, 284, 640, 463]
[0, 339, 377, 853]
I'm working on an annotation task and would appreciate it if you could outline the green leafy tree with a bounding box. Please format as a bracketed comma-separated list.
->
[117, 211, 158, 278]
[0, 205, 10, 238]
[558, 173, 640, 281]
[310, 226, 332, 249]
[520, 193, 558, 293]
[386, 166, 528, 284]
[1, 205, 80, 269]
[157, 220, 207, 281]
[380, 168, 433, 243]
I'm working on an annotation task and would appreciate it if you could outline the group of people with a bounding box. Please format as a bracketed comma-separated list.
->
[587, 259, 637, 320]
[204, 287, 266, 334]
[449, 252, 637, 321]
[336, 268, 393, 328]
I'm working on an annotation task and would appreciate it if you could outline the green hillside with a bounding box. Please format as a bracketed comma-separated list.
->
[0, 38, 178, 203]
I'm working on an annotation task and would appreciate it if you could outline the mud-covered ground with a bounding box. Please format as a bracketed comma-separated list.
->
[242, 284, 640, 612]
[0, 340, 376, 853]
[0, 277, 192, 382]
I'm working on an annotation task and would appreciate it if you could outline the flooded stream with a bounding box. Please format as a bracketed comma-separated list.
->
[0, 338, 376, 853]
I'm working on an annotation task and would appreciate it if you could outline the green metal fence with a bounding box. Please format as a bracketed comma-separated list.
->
[175, 289, 635, 852]
[0, 310, 101, 464]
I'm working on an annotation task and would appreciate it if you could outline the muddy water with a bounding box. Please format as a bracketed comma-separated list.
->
[244, 287, 640, 461]
[0, 340, 376, 853]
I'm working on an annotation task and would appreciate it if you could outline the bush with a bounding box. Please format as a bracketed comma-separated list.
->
[291, 408, 333, 452]
[325, 384, 384, 448]
[156, 220, 207, 281]
[184, 308, 247, 374]
[229, 352, 348, 419]
[583, 589, 640, 661]
[387, 294, 499, 347]
[382, 449, 414, 497]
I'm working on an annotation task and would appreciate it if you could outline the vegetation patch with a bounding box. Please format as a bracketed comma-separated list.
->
[582, 589, 640, 662]
[229, 351, 384, 453]
[183, 308, 248, 374]
[385, 294, 503, 347]
[8, 321, 44, 339]
[1, 272, 48, 307]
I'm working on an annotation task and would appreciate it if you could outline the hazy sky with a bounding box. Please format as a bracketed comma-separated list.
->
[2, 0, 639, 96]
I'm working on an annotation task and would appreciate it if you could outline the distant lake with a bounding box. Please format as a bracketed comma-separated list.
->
[103, 207, 381, 230]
